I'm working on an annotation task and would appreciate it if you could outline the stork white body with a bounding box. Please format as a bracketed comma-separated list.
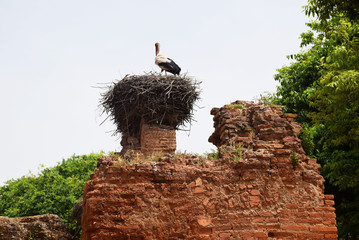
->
[155, 42, 181, 75]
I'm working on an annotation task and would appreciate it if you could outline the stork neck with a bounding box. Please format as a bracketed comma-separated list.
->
[155, 44, 160, 56]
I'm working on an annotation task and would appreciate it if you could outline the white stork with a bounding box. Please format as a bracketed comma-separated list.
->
[155, 42, 181, 75]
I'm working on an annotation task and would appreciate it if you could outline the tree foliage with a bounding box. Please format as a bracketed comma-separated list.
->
[274, 28, 329, 122]
[305, 0, 359, 22]
[0, 153, 102, 235]
[274, 2, 359, 238]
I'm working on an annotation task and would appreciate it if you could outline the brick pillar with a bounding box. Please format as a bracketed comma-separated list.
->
[140, 119, 176, 154]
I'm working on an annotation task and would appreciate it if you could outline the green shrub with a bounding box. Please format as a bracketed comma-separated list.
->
[0, 152, 104, 235]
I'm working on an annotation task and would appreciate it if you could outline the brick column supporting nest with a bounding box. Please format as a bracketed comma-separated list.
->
[140, 119, 176, 154]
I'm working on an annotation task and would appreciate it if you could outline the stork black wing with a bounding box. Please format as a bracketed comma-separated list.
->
[159, 58, 181, 75]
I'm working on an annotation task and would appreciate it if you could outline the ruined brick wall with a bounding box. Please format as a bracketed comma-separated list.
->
[81, 101, 337, 240]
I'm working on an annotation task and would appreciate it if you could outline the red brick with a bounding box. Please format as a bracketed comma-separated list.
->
[212, 219, 228, 225]
[198, 227, 212, 234]
[286, 203, 298, 209]
[295, 211, 308, 217]
[239, 184, 246, 190]
[325, 207, 336, 212]
[232, 225, 253, 230]
[283, 137, 297, 142]
[275, 149, 292, 155]
[233, 218, 251, 224]
[296, 217, 322, 225]
[268, 231, 295, 238]
[226, 213, 237, 219]
[325, 200, 335, 206]
[323, 219, 336, 225]
[197, 218, 211, 227]
[218, 232, 231, 238]
[253, 232, 267, 237]
[310, 226, 337, 233]
[279, 209, 292, 217]
[249, 196, 260, 207]
[309, 212, 323, 218]
[272, 157, 290, 163]
[210, 233, 218, 239]
[297, 207, 306, 212]
[282, 225, 309, 231]
[115, 225, 140, 232]
[296, 233, 325, 239]
[256, 124, 273, 130]
[240, 232, 255, 238]
[250, 189, 261, 195]
[214, 225, 232, 231]
[323, 212, 336, 218]
[194, 187, 205, 194]
[266, 218, 278, 223]
[252, 217, 265, 223]
[314, 206, 336, 212]
[259, 211, 274, 217]
[325, 233, 338, 239]
[257, 224, 281, 230]
[278, 218, 293, 223]
[324, 194, 334, 200]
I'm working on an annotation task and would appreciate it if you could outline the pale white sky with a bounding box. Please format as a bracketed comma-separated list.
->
[0, 0, 308, 185]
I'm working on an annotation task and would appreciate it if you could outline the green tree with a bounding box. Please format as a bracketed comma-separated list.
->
[274, 25, 330, 122]
[305, 0, 359, 22]
[0, 152, 103, 235]
[274, 4, 359, 239]
[309, 18, 359, 239]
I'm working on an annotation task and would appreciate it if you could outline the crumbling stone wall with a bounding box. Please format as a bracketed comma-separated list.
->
[209, 101, 323, 188]
[0, 214, 72, 240]
[81, 101, 337, 239]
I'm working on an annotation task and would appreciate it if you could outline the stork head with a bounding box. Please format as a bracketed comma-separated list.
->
[155, 42, 160, 55]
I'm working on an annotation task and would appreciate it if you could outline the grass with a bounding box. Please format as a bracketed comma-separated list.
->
[204, 149, 220, 160]
[230, 143, 245, 162]
[290, 152, 298, 168]
[113, 150, 164, 166]
[112, 150, 216, 166]
[225, 104, 244, 110]
[218, 142, 246, 162]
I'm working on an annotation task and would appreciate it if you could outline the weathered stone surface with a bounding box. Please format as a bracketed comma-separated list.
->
[0, 214, 72, 240]
[81, 101, 337, 240]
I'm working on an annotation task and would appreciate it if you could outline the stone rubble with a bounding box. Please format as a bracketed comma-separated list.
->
[0, 214, 72, 240]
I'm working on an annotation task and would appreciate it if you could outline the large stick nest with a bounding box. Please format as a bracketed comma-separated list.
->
[100, 73, 201, 137]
